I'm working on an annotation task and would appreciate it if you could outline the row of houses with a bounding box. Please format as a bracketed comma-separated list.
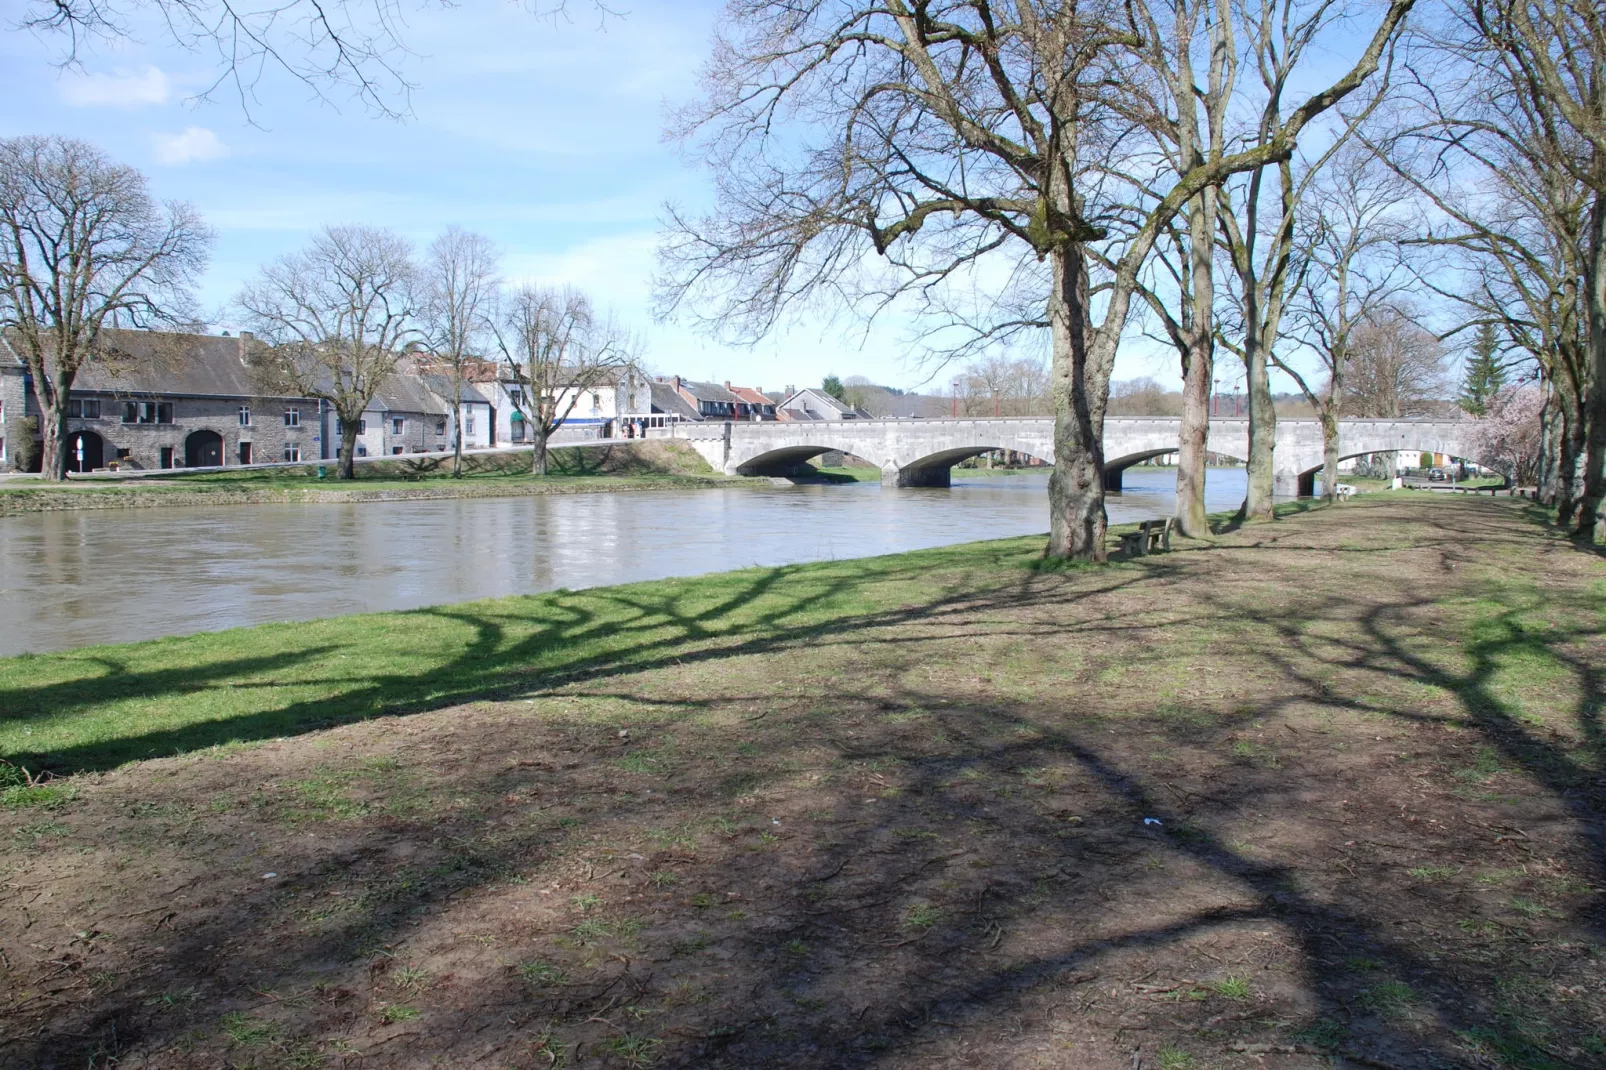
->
[0, 329, 871, 474]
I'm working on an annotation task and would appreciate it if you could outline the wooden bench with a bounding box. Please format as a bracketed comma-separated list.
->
[1119, 518, 1174, 558]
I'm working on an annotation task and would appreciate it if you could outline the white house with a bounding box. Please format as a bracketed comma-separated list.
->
[491, 365, 652, 444]
[421, 375, 493, 452]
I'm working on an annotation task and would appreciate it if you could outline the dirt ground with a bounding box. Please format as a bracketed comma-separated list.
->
[2, 496, 1603, 1069]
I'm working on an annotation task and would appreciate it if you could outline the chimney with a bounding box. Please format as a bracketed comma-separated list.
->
[673, 375, 681, 391]
[724, 380, 731, 391]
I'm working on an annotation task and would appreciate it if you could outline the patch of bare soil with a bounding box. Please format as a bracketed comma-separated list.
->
[2, 497, 1602, 1069]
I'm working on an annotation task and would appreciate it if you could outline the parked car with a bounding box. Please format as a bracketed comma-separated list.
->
[1428, 467, 1448, 482]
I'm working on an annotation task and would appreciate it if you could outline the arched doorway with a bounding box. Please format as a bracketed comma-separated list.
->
[65, 430, 104, 473]
[185, 429, 224, 468]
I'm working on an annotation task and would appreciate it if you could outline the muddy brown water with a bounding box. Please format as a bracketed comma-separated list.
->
[0, 468, 1248, 655]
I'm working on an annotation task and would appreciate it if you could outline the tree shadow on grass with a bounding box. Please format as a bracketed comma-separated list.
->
[3, 544, 1159, 776]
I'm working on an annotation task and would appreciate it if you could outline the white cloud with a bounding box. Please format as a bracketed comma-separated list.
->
[60, 66, 171, 108]
[153, 127, 229, 166]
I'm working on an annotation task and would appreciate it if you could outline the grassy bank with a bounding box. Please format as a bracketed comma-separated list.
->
[2, 496, 1603, 1068]
[0, 441, 732, 516]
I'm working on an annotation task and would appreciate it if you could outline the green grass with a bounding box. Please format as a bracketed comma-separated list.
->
[0, 536, 1049, 775]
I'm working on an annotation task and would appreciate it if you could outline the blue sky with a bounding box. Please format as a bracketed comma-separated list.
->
[0, 2, 1254, 395]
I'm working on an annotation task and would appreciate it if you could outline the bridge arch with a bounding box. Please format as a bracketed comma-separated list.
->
[734, 445, 844, 477]
[1294, 446, 1490, 497]
[895, 441, 1055, 486]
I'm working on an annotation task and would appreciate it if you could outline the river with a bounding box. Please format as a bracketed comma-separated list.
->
[0, 467, 1248, 655]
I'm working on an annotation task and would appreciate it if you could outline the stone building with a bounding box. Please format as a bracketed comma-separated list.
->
[3, 329, 321, 472]
[335, 374, 454, 459]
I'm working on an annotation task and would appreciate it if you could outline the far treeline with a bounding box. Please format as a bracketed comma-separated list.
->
[1, 1, 1600, 562]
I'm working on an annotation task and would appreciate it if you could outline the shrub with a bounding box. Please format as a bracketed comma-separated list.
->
[7, 416, 40, 472]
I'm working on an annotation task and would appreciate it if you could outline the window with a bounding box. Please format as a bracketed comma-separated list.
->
[591, 392, 600, 409]
[116, 448, 131, 460]
[159, 446, 174, 468]
[359, 419, 367, 435]
[391, 417, 404, 435]
[283, 408, 301, 427]
[466, 414, 475, 435]
[435, 419, 446, 436]
[66, 398, 101, 419]
[122, 401, 173, 424]
[239, 406, 251, 427]
[283, 444, 301, 462]
[391, 445, 403, 455]
[356, 444, 368, 458]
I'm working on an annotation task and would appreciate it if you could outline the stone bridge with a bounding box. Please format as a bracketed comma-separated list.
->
[649, 416, 1470, 496]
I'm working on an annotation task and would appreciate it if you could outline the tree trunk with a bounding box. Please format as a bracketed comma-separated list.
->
[32, 365, 71, 482]
[339, 424, 359, 480]
[1242, 333, 1277, 520]
[40, 401, 69, 481]
[1321, 408, 1340, 501]
[1175, 191, 1217, 538]
[533, 426, 549, 476]
[1539, 376, 1559, 504]
[1046, 242, 1109, 562]
[1578, 194, 1606, 543]
[1556, 397, 1586, 525]
[451, 397, 464, 478]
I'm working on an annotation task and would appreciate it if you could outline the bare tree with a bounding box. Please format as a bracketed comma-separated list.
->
[1119, 0, 1240, 537]
[1381, 6, 1592, 523]
[964, 355, 1051, 416]
[494, 285, 635, 476]
[1345, 305, 1451, 419]
[0, 135, 211, 480]
[1456, 0, 1606, 539]
[1279, 146, 1413, 499]
[419, 227, 500, 478]
[1214, 0, 1398, 522]
[1108, 377, 1184, 416]
[237, 225, 418, 479]
[14, 1, 602, 116]
[659, 0, 1416, 562]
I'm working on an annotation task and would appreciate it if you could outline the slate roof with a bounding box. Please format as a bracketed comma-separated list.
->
[68, 330, 311, 399]
[420, 374, 491, 407]
[677, 379, 740, 404]
[649, 380, 701, 420]
[372, 373, 450, 415]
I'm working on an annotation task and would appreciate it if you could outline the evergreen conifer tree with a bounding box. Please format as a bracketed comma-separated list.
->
[1460, 323, 1506, 416]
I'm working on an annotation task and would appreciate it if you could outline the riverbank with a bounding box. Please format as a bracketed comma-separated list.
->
[0, 441, 732, 515]
[2, 496, 1602, 1068]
